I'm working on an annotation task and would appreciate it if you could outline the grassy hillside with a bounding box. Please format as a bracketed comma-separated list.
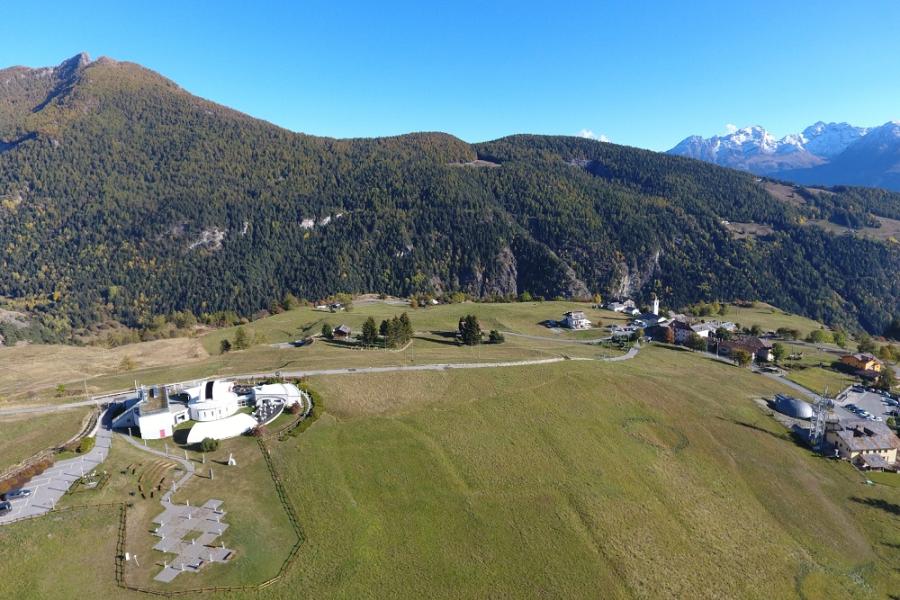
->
[0, 55, 898, 339]
[1, 347, 896, 598]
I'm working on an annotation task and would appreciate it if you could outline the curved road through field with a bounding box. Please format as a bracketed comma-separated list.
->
[0, 345, 643, 417]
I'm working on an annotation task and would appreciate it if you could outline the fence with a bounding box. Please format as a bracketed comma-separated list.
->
[114, 437, 306, 596]
[0, 407, 101, 488]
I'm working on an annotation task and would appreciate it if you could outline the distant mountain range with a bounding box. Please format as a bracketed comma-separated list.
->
[668, 121, 900, 191]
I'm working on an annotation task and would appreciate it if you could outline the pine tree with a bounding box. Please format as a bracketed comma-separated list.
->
[460, 315, 482, 346]
[362, 317, 378, 346]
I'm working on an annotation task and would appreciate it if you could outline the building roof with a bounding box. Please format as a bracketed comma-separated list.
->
[721, 336, 771, 354]
[833, 420, 900, 452]
[335, 324, 352, 335]
[858, 453, 891, 469]
[564, 311, 588, 320]
[670, 320, 693, 332]
[185, 413, 258, 444]
[843, 353, 882, 364]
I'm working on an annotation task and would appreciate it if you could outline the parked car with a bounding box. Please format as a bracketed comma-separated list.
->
[3, 489, 31, 501]
[0, 501, 11, 516]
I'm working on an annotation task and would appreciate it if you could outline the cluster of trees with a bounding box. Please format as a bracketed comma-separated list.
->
[0, 58, 897, 342]
[219, 325, 255, 353]
[684, 301, 729, 317]
[378, 313, 413, 348]
[350, 313, 414, 348]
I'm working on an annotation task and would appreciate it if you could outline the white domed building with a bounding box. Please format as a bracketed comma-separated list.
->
[184, 380, 244, 422]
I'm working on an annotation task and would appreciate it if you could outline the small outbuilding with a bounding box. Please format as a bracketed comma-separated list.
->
[774, 394, 813, 419]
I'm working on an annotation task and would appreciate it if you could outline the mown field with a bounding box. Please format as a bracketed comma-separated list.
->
[0, 410, 88, 468]
[4, 346, 896, 599]
[0, 301, 626, 408]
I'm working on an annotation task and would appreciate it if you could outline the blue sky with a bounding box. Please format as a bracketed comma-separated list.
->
[3, 1, 900, 150]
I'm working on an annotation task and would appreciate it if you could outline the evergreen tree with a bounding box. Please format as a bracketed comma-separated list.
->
[321, 322, 333, 339]
[362, 317, 378, 346]
[399, 312, 413, 340]
[460, 315, 482, 346]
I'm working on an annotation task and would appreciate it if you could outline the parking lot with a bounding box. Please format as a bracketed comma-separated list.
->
[0, 425, 111, 525]
[833, 388, 899, 424]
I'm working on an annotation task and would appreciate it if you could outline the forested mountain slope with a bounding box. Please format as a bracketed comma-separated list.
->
[0, 54, 898, 338]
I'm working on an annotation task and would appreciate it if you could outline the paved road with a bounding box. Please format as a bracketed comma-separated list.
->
[0, 397, 101, 417]
[0, 413, 112, 526]
[241, 348, 641, 380]
[0, 345, 643, 418]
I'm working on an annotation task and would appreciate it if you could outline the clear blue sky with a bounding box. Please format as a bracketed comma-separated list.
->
[4, 1, 900, 150]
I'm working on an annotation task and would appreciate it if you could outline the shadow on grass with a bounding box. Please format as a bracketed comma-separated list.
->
[719, 416, 812, 448]
[419, 333, 459, 347]
[850, 497, 900, 516]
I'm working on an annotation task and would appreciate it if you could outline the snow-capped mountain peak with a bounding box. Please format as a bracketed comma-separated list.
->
[667, 121, 876, 174]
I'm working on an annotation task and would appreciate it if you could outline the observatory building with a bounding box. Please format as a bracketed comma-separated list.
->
[111, 379, 307, 442]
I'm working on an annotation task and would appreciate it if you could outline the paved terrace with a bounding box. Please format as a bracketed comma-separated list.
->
[151, 499, 234, 582]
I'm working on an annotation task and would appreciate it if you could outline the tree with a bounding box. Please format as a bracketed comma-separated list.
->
[459, 315, 482, 346]
[749, 324, 762, 336]
[732, 349, 752, 367]
[55, 384, 66, 397]
[281, 293, 299, 310]
[321, 322, 333, 339]
[76, 436, 95, 454]
[592, 293, 602, 306]
[806, 329, 832, 344]
[687, 333, 706, 351]
[874, 368, 895, 392]
[715, 327, 732, 340]
[399, 312, 413, 340]
[234, 326, 250, 350]
[119, 356, 137, 372]
[488, 330, 505, 344]
[379, 319, 389, 337]
[857, 335, 876, 354]
[219, 338, 232, 353]
[772, 342, 786, 364]
[361, 317, 378, 346]
[776, 327, 799, 340]
[519, 291, 533, 302]
[832, 331, 848, 349]
[199, 437, 219, 452]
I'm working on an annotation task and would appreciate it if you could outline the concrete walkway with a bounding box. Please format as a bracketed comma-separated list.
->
[0, 412, 113, 525]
